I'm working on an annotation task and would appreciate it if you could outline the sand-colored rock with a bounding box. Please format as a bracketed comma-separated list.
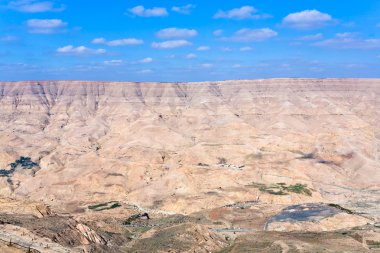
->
[0, 224, 82, 253]
[0, 79, 378, 216]
[126, 223, 228, 252]
[76, 223, 106, 245]
[0, 79, 378, 252]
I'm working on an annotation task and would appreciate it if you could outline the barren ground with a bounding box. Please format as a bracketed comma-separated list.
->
[0, 79, 379, 252]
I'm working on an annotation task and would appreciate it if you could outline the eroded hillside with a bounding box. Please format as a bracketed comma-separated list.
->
[0, 79, 379, 252]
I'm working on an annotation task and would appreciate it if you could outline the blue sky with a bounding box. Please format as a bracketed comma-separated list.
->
[1, 0, 380, 81]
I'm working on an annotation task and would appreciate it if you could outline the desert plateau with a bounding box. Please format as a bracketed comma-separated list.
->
[0, 79, 377, 252]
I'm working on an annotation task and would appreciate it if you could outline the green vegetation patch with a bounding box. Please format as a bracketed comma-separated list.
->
[248, 182, 313, 196]
[366, 240, 380, 249]
[88, 201, 121, 211]
[10, 156, 39, 170]
[1, 156, 40, 177]
[0, 169, 14, 177]
[287, 184, 313, 196]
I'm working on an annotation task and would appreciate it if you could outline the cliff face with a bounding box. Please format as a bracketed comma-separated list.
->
[0, 79, 379, 217]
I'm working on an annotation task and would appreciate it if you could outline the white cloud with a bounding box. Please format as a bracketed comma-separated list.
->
[279, 63, 291, 70]
[214, 6, 269, 20]
[314, 33, 380, 49]
[240, 46, 252, 51]
[309, 66, 324, 72]
[232, 64, 242, 68]
[57, 45, 106, 55]
[104, 60, 123, 66]
[92, 38, 106, 44]
[196, 46, 210, 51]
[128, 5, 168, 17]
[27, 19, 67, 34]
[256, 63, 270, 68]
[0, 35, 18, 42]
[152, 40, 191, 49]
[213, 29, 223, 36]
[171, 4, 195, 14]
[92, 37, 143, 46]
[138, 69, 153, 74]
[336, 32, 355, 37]
[166, 55, 176, 59]
[0, 62, 38, 71]
[201, 63, 213, 68]
[8, 0, 65, 13]
[224, 28, 278, 42]
[185, 53, 197, 59]
[377, 23, 380, 28]
[156, 28, 197, 39]
[107, 39, 143, 46]
[298, 33, 323, 41]
[220, 47, 232, 52]
[282, 10, 333, 29]
[344, 63, 366, 69]
[138, 57, 153, 63]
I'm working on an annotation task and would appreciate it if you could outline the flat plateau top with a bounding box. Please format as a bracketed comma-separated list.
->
[0, 78, 380, 85]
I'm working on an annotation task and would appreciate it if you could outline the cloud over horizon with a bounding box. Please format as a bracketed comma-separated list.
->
[171, 4, 195, 14]
[57, 45, 106, 55]
[92, 38, 144, 46]
[8, 0, 65, 13]
[314, 33, 380, 49]
[214, 6, 270, 20]
[1, 1, 380, 81]
[156, 28, 198, 39]
[27, 19, 67, 34]
[151, 40, 192, 49]
[223, 28, 278, 42]
[128, 5, 168, 17]
[282, 10, 333, 29]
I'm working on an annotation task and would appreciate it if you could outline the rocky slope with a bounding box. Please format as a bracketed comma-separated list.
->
[0, 79, 378, 252]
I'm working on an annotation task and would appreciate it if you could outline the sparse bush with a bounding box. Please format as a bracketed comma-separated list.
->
[123, 213, 150, 225]
[88, 201, 121, 211]
[1, 156, 39, 177]
[248, 182, 313, 196]
[298, 153, 315, 159]
[286, 184, 312, 196]
[9, 156, 39, 170]
[88, 203, 109, 210]
[217, 157, 227, 165]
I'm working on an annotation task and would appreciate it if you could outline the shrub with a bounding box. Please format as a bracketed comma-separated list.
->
[217, 157, 227, 165]
[248, 182, 313, 196]
[9, 156, 39, 170]
[88, 201, 121, 211]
